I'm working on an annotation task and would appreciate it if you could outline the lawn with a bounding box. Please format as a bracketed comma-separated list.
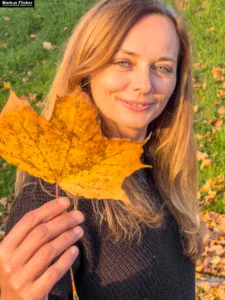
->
[1, 0, 224, 211]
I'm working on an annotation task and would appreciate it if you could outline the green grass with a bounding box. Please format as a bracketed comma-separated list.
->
[0, 0, 224, 214]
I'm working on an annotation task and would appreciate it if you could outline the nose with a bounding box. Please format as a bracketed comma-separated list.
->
[133, 68, 154, 94]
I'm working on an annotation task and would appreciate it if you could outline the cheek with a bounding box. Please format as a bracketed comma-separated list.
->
[91, 70, 129, 102]
[90, 71, 126, 108]
[102, 70, 129, 91]
[154, 77, 176, 100]
[97, 69, 128, 87]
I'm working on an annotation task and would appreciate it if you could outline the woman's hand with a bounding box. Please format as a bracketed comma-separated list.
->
[0, 197, 84, 300]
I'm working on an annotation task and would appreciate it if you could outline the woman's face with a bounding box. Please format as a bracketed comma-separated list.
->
[90, 14, 180, 142]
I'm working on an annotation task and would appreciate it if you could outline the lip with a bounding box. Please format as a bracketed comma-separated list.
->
[120, 99, 153, 105]
[118, 99, 153, 112]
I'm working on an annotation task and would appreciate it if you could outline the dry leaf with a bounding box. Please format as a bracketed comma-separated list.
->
[200, 158, 212, 169]
[208, 245, 224, 256]
[22, 78, 29, 83]
[202, 83, 207, 90]
[217, 90, 225, 98]
[43, 42, 54, 50]
[217, 218, 225, 234]
[28, 93, 37, 101]
[218, 106, 225, 115]
[0, 197, 7, 206]
[0, 42, 8, 49]
[193, 105, 198, 113]
[211, 118, 223, 128]
[200, 181, 211, 193]
[196, 134, 203, 140]
[214, 100, 221, 105]
[19, 94, 28, 101]
[212, 67, 225, 82]
[211, 256, 221, 265]
[1, 162, 8, 169]
[197, 151, 208, 161]
[0, 86, 152, 204]
[35, 101, 43, 107]
[172, 0, 188, 11]
[208, 27, 215, 32]
[193, 63, 206, 69]
[30, 34, 37, 39]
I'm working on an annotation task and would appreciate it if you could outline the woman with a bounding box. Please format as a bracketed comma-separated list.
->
[0, 0, 206, 299]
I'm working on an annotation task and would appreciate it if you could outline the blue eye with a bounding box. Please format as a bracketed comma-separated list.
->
[154, 66, 171, 73]
[114, 61, 172, 73]
[115, 61, 130, 67]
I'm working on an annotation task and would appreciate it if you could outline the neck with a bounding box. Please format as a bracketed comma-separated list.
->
[99, 114, 148, 143]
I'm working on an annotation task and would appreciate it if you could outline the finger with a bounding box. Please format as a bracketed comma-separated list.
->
[22, 226, 83, 282]
[30, 246, 79, 299]
[2, 197, 71, 251]
[11, 210, 84, 268]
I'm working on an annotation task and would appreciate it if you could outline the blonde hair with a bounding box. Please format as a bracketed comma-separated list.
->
[15, 0, 206, 263]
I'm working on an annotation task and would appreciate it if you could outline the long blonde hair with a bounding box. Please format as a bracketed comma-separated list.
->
[15, 0, 206, 263]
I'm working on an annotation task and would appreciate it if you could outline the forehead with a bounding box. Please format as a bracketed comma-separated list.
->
[118, 14, 180, 60]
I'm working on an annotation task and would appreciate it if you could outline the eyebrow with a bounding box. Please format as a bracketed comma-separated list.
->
[115, 49, 177, 63]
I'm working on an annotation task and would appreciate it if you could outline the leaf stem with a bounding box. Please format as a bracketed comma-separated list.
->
[55, 183, 80, 300]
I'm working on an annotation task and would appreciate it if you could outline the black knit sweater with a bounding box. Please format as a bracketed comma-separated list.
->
[4, 166, 196, 300]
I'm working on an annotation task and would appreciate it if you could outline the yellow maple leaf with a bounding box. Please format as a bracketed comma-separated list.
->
[0, 86, 152, 204]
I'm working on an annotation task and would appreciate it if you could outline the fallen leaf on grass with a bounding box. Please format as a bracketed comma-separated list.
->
[197, 151, 208, 161]
[211, 118, 223, 130]
[217, 90, 225, 98]
[43, 42, 54, 50]
[215, 100, 221, 105]
[0, 197, 7, 206]
[0, 42, 8, 49]
[35, 101, 43, 107]
[193, 105, 198, 113]
[193, 63, 206, 69]
[208, 27, 215, 32]
[218, 107, 225, 115]
[196, 134, 204, 140]
[202, 83, 207, 90]
[212, 67, 225, 82]
[19, 94, 28, 101]
[29, 33, 37, 39]
[28, 93, 37, 101]
[200, 158, 212, 169]
[22, 78, 29, 83]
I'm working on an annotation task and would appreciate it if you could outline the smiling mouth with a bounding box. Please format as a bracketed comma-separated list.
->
[118, 99, 154, 112]
[119, 99, 153, 107]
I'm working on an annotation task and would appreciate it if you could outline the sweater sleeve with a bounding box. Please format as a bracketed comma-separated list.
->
[4, 175, 81, 300]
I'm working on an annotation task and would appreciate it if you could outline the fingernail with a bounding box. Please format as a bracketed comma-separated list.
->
[73, 226, 84, 237]
[70, 247, 78, 255]
[58, 197, 70, 207]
